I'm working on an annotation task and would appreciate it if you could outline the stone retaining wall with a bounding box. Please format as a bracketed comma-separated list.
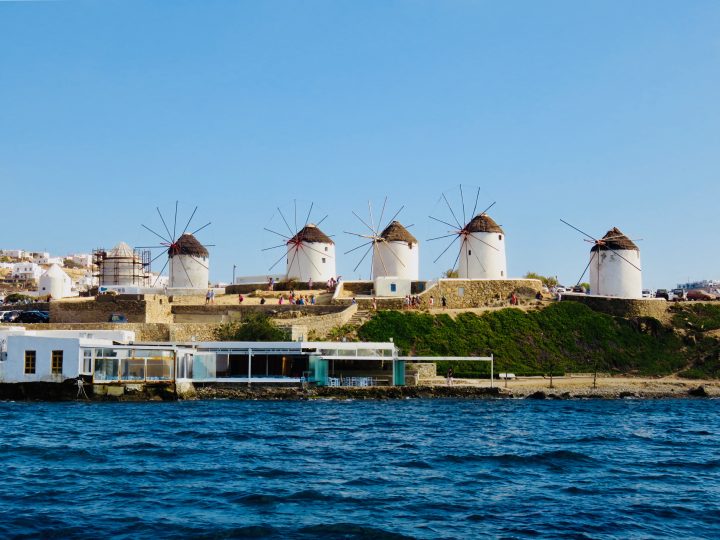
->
[171, 304, 348, 323]
[50, 295, 173, 324]
[560, 293, 669, 320]
[421, 279, 542, 309]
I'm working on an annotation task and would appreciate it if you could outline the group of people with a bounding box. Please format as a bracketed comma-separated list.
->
[402, 295, 448, 309]
[205, 289, 215, 304]
[278, 291, 316, 305]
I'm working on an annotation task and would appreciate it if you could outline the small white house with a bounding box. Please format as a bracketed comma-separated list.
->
[374, 276, 412, 297]
[0, 250, 24, 259]
[11, 262, 43, 282]
[589, 227, 642, 299]
[38, 264, 73, 299]
[65, 254, 93, 268]
[0, 328, 135, 383]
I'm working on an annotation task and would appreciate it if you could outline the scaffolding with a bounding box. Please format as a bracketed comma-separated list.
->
[93, 248, 151, 287]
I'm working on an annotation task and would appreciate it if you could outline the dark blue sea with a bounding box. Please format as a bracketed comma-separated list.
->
[0, 399, 718, 539]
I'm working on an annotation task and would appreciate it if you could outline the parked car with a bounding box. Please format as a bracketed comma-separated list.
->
[555, 286, 567, 294]
[686, 289, 719, 301]
[16, 311, 49, 323]
[642, 289, 653, 298]
[572, 285, 586, 293]
[2, 310, 22, 322]
[672, 289, 686, 301]
[655, 289, 669, 300]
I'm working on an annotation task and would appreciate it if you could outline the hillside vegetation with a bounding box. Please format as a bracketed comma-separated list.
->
[357, 302, 720, 379]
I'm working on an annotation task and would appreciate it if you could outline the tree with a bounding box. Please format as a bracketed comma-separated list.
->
[443, 269, 459, 278]
[525, 272, 558, 288]
[4, 293, 33, 304]
[214, 312, 288, 341]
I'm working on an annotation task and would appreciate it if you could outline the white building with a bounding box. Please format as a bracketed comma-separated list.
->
[66, 253, 93, 268]
[0, 250, 24, 259]
[38, 264, 73, 299]
[589, 227, 642, 299]
[30, 252, 50, 263]
[99, 242, 146, 286]
[0, 328, 135, 383]
[36, 255, 64, 266]
[286, 224, 336, 283]
[11, 262, 43, 282]
[168, 233, 209, 289]
[457, 214, 507, 279]
[372, 221, 419, 281]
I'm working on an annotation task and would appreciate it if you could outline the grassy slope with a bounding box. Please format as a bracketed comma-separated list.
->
[357, 302, 720, 378]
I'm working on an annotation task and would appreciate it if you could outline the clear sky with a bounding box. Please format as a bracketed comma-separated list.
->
[2, 1, 719, 289]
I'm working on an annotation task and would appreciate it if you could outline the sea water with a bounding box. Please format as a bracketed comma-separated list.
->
[0, 399, 718, 539]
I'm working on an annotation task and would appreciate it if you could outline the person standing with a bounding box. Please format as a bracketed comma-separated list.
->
[205, 289, 212, 305]
[238, 293, 244, 304]
[372, 297, 378, 311]
[441, 295, 447, 309]
[429, 296, 434, 309]
[446, 367, 454, 386]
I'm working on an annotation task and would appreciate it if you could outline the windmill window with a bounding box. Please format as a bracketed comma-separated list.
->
[324, 247, 328, 252]
[468, 250, 472, 256]
[390, 283, 397, 292]
[322, 258, 326, 263]
[499, 235, 502, 240]
[501, 270, 504, 277]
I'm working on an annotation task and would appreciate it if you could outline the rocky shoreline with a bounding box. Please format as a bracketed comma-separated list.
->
[0, 378, 717, 402]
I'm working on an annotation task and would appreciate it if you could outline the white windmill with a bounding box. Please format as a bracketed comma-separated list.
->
[345, 198, 418, 280]
[264, 200, 336, 283]
[428, 186, 507, 279]
[561, 220, 642, 298]
[138, 202, 213, 289]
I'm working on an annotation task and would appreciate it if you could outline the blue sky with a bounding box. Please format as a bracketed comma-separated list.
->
[1, 1, 719, 288]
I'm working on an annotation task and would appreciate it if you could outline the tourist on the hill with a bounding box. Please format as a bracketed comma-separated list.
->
[446, 367, 454, 386]
[310, 295, 315, 305]
[510, 292, 518, 305]
[268, 277, 275, 291]
[238, 294, 244, 304]
[404, 295, 410, 309]
[535, 291, 543, 301]
[260, 297, 266, 305]
[279, 295, 285, 305]
[205, 289, 212, 304]
[441, 295, 447, 309]
[372, 297, 378, 311]
[351, 297, 357, 305]
[429, 296, 435, 308]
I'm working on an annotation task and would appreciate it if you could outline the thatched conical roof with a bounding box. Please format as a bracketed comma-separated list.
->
[590, 227, 639, 252]
[289, 224, 334, 244]
[465, 214, 504, 234]
[380, 221, 417, 244]
[169, 233, 209, 257]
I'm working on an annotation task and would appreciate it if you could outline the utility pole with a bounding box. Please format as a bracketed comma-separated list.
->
[232, 264, 236, 284]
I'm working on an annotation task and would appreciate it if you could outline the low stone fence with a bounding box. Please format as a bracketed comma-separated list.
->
[171, 304, 348, 323]
[560, 293, 669, 320]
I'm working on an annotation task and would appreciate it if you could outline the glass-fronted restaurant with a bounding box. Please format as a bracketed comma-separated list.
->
[82, 341, 493, 387]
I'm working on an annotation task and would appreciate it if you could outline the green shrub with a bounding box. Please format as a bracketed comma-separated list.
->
[214, 313, 288, 341]
[358, 302, 691, 377]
